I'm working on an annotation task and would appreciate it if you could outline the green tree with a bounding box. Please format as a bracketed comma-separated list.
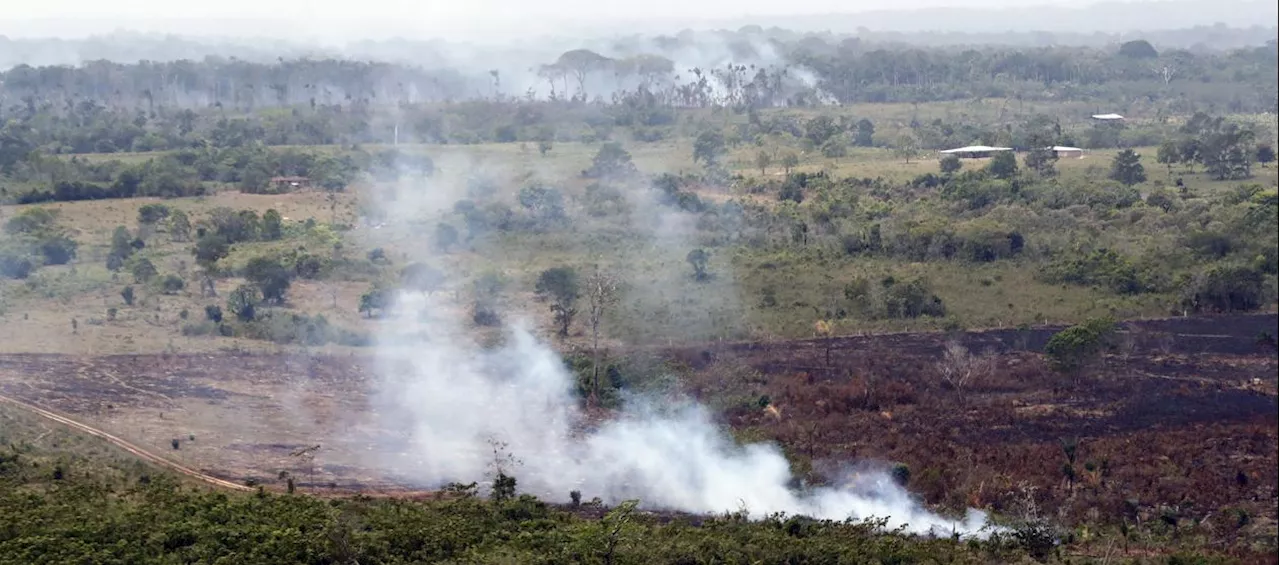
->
[755, 150, 772, 175]
[107, 226, 134, 271]
[939, 154, 962, 174]
[686, 248, 710, 281]
[121, 285, 135, 306]
[359, 284, 389, 318]
[1044, 317, 1117, 376]
[986, 151, 1018, 179]
[131, 258, 158, 283]
[1156, 141, 1180, 175]
[780, 152, 800, 174]
[803, 115, 840, 147]
[37, 234, 77, 265]
[535, 267, 579, 337]
[243, 256, 292, 304]
[161, 274, 185, 294]
[261, 209, 284, 241]
[894, 134, 919, 163]
[692, 130, 726, 166]
[168, 209, 191, 242]
[584, 142, 637, 179]
[853, 118, 875, 147]
[227, 284, 261, 321]
[1109, 149, 1147, 186]
[193, 235, 230, 273]
[137, 204, 171, 226]
[1257, 144, 1276, 165]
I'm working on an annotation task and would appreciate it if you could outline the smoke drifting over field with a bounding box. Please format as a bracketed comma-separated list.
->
[360, 170, 997, 538]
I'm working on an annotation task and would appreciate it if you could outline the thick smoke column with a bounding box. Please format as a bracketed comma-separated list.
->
[371, 298, 994, 537]
[361, 156, 996, 538]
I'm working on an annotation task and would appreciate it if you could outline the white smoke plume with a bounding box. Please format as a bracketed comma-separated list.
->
[357, 151, 998, 538]
[368, 291, 996, 537]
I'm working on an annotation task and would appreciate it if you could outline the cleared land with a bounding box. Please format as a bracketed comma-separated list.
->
[0, 314, 1273, 542]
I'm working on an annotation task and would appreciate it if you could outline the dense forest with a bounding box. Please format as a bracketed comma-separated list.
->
[1, 32, 1276, 113]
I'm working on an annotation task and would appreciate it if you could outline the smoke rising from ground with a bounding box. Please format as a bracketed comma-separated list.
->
[359, 165, 998, 538]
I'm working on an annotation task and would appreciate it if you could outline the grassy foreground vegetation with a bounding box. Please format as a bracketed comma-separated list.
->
[0, 401, 1248, 564]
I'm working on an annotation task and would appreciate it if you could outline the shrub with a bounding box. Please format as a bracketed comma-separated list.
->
[121, 286, 136, 306]
[1044, 317, 1117, 373]
[1180, 265, 1267, 313]
[161, 274, 185, 294]
[0, 249, 34, 279]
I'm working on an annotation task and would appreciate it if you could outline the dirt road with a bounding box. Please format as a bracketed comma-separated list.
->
[0, 393, 252, 492]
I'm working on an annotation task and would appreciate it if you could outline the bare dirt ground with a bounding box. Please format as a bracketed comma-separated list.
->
[0, 313, 1274, 533]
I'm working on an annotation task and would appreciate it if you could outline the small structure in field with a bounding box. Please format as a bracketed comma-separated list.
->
[939, 145, 1013, 159]
[270, 176, 312, 190]
[1048, 146, 1085, 159]
[1091, 113, 1125, 121]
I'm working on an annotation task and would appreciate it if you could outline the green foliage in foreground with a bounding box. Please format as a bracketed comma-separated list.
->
[0, 457, 1048, 565]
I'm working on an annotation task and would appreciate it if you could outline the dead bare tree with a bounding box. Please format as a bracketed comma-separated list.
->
[290, 444, 321, 490]
[585, 265, 620, 401]
[936, 342, 992, 394]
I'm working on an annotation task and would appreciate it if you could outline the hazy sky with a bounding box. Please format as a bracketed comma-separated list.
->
[0, 0, 1265, 44]
[0, 0, 1116, 41]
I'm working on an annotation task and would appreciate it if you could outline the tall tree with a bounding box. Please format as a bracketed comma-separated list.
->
[535, 267, 580, 337]
[1109, 149, 1147, 186]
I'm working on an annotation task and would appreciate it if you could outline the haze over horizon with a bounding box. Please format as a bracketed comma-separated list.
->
[0, 0, 1274, 45]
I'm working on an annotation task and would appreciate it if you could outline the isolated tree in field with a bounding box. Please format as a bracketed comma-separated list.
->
[939, 154, 962, 175]
[137, 204, 170, 227]
[244, 256, 292, 304]
[435, 222, 459, 253]
[1156, 141, 1180, 176]
[894, 134, 919, 163]
[168, 209, 191, 242]
[692, 130, 726, 166]
[780, 151, 800, 174]
[1021, 114, 1062, 176]
[1257, 144, 1276, 166]
[536, 266, 580, 337]
[131, 258, 158, 283]
[936, 341, 992, 394]
[161, 274, 185, 294]
[359, 284, 389, 318]
[552, 49, 613, 96]
[585, 142, 637, 179]
[193, 234, 230, 273]
[107, 226, 134, 270]
[261, 209, 284, 241]
[803, 115, 840, 147]
[1044, 317, 1117, 379]
[204, 305, 223, 323]
[686, 248, 710, 281]
[227, 284, 261, 322]
[853, 118, 875, 147]
[1109, 149, 1147, 186]
[986, 151, 1018, 180]
[518, 184, 567, 226]
[121, 285, 135, 306]
[584, 266, 620, 400]
[755, 150, 772, 175]
[401, 262, 445, 295]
